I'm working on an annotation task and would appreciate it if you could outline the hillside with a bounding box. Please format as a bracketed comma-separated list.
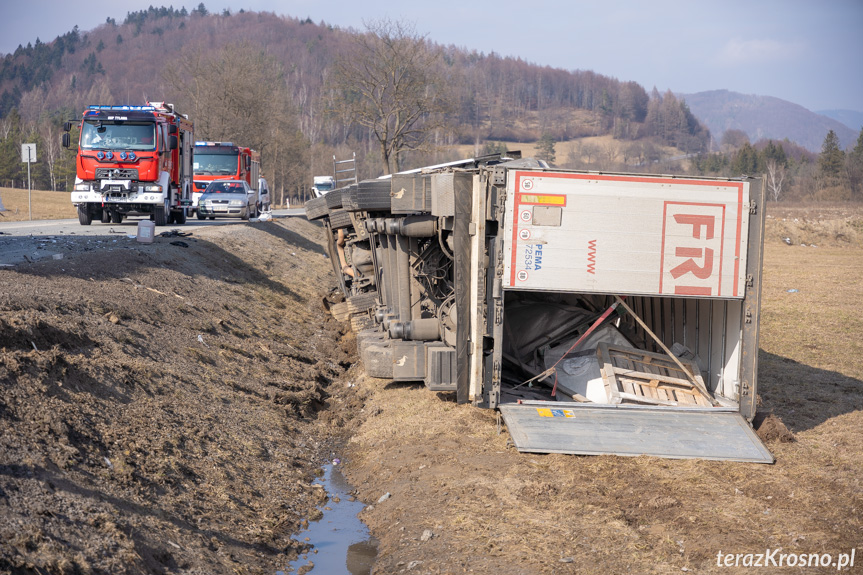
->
[0, 7, 709, 189]
[818, 109, 863, 133]
[682, 89, 858, 152]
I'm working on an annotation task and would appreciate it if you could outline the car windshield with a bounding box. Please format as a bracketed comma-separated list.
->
[205, 182, 246, 194]
[81, 121, 156, 151]
[195, 153, 240, 175]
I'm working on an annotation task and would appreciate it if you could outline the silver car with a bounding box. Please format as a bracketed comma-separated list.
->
[197, 180, 256, 220]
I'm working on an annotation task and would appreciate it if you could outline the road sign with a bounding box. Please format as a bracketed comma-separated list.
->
[21, 143, 37, 163]
[21, 143, 36, 221]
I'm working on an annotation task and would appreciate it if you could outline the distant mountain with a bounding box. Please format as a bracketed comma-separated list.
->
[817, 109, 863, 133]
[681, 90, 858, 153]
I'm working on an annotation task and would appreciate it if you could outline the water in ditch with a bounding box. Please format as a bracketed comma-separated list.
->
[280, 462, 378, 575]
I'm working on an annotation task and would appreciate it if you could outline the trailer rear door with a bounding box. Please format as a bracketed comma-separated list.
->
[502, 171, 750, 299]
[499, 402, 773, 463]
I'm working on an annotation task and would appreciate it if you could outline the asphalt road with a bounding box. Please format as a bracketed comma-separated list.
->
[0, 208, 307, 266]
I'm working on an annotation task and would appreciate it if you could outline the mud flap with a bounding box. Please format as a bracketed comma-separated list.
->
[499, 401, 774, 463]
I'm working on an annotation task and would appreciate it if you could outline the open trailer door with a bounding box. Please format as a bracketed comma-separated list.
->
[484, 169, 771, 463]
[499, 402, 773, 463]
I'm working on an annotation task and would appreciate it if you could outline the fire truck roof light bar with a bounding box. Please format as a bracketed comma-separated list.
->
[195, 142, 235, 147]
[87, 105, 157, 112]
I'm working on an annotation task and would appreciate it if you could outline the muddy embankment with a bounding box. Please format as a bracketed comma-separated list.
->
[0, 217, 366, 574]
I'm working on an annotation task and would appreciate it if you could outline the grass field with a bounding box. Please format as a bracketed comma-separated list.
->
[0, 187, 76, 221]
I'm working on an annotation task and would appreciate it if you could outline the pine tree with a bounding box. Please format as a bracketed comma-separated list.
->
[537, 133, 556, 164]
[818, 130, 844, 179]
[847, 128, 863, 199]
[731, 143, 758, 176]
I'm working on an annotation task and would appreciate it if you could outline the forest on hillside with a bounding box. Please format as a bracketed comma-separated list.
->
[0, 4, 861, 203]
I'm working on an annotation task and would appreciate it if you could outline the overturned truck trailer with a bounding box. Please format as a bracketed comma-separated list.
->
[305, 155, 773, 463]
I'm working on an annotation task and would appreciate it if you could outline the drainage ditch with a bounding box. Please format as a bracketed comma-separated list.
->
[281, 462, 378, 574]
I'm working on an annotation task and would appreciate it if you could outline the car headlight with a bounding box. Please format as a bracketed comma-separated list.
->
[229, 200, 244, 206]
[144, 185, 162, 192]
[74, 183, 90, 191]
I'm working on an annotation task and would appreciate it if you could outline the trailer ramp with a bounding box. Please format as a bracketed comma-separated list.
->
[499, 401, 773, 463]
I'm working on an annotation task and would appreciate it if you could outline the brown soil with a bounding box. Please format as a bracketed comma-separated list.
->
[0, 217, 364, 574]
[2, 205, 862, 575]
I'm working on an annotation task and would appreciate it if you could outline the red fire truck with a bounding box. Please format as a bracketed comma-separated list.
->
[63, 102, 194, 226]
[191, 142, 261, 216]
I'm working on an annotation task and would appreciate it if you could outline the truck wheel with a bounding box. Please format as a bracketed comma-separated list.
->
[101, 209, 111, 223]
[354, 180, 392, 211]
[304, 196, 329, 220]
[329, 209, 353, 230]
[154, 199, 168, 226]
[174, 208, 187, 224]
[110, 211, 122, 224]
[77, 205, 93, 226]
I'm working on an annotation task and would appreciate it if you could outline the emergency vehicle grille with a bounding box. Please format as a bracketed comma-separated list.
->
[96, 168, 139, 180]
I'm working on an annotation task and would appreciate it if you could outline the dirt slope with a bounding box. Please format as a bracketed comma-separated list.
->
[0, 217, 362, 574]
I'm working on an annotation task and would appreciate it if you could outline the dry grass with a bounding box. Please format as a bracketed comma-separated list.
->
[0, 187, 77, 221]
[765, 202, 863, 248]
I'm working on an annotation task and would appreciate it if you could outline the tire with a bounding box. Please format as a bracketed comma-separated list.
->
[304, 196, 329, 220]
[77, 205, 92, 226]
[209, 216, 215, 220]
[197, 211, 206, 220]
[174, 208, 187, 224]
[154, 199, 168, 226]
[355, 180, 392, 211]
[101, 209, 111, 223]
[110, 211, 122, 224]
[346, 291, 378, 314]
[325, 188, 345, 209]
[342, 185, 360, 212]
[242, 206, 250, 221]
[329, 208, 353, 230]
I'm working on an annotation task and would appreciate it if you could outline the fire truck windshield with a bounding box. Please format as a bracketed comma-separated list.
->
[194, 153, 240, 175]
[81, 121, 156, 151]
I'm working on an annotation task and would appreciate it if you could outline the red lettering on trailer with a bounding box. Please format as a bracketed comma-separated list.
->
[671, 247, 714, 280]
[660, 202, 726, 297]
[587, 239, 597, 275]
[509, 172, 745, 293]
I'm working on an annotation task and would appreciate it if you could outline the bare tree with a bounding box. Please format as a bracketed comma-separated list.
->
[765, 158, 787, 202]
[40, 123, 61, 191]
[599, 141, 620, 170]
[164, 42, 309, 195]
[581, 142, 599, 167]
[329, 19, 450, 174]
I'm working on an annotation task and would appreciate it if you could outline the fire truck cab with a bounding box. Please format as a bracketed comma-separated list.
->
[192, 142, 261, 215]
[64, 102, 194, 226]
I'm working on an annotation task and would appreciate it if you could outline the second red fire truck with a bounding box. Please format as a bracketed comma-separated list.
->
[191, 142, 261, 216]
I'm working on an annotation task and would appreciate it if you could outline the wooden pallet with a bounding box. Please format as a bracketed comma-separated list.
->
[596, 343, 713, 407]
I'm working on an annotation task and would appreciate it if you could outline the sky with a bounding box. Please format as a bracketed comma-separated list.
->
[1, 0, 861, 113]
